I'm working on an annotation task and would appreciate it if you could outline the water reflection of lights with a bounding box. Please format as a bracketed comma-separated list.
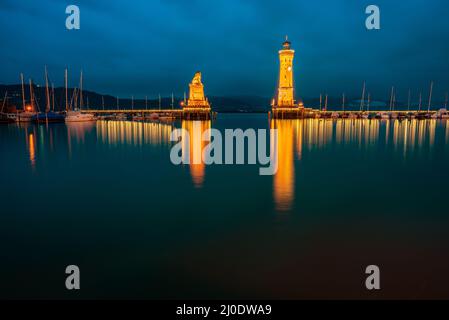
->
[270, 118, 442, 213]
[67, 122, 96, 143]
[271, 120, 299, 212]
[298, 119, 437, 152]
[96, 121, 174, 146]
[446, 120, 449, 144]
[27, 131, 36, 169]
[182, 120, 211, 188]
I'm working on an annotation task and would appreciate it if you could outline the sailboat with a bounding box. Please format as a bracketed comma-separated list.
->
[390, 92, 398, 119]
[33, 67, 65, 123]
[16, 73, 37, 122]
[160, 93, 176, 122]
[360, 81, 366, 112]
[65, 70, 96, 122]
[440, 93, 449, 119]
[362, 93, 370, 119]
[0, 91, 16, 123]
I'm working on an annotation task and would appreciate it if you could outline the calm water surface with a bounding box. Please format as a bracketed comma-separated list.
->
[1, 114, 448, 299]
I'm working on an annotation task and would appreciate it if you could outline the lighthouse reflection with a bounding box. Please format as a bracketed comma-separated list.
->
[271, 120, 301, 212]
[182, 120, 211, 188]
[269, 118, 445, 213]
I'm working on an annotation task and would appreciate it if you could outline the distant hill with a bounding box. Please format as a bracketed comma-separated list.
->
[0, 84, 271, 112]
[1, 84, 444, 112]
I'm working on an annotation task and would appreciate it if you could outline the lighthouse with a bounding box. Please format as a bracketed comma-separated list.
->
[275, 37, 299, 108]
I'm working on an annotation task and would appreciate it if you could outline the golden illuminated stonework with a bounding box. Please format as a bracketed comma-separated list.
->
[274, 37, 301, 109]
[186, 72, 210, 109]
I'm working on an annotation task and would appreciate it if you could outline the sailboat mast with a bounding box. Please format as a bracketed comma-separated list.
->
[52, 83, 55, 112]
[29, 79, 34, 112]
[445, 92, 448, 109]
[428, 81, 433, 112]
[102, 96, 105, 110]
[80, 70, 83, 110]
[65, 68, 68, 112]
[319, 94, 322, 111]
[20, 73, 26, 111]
[45, 66, 50, 113]
[1, 91, 7, 114]
[171, 93, 174, 110]
[418, 92, 422, 111]
[389, 86, 394, 111]
[324, 94, 328, 112]
[392, 92, 396, 111]
[342, 93, 345, 112]
[159, 94, 161, 110]
[72, 88, 78, 111]
[367, 93, 371, 112]
[360, 81, 366, 112]
[407, 89, 411, 111]
[145, 96, 148, 109]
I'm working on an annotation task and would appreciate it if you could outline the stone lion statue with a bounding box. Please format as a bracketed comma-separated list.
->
[192, 72, 202, 85]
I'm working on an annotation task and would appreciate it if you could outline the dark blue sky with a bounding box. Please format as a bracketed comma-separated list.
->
[1, 0, 449, 102]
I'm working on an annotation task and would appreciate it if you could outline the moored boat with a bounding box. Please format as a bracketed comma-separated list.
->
[16, 112, 36, 122]
[132, 113, 145, 121]
[436, 108, 449, 119]
[331, 112, 340, 119]
[379, 112, 390, 120]
[32, 111, 65, 123]
[0, 113, 15, 124]
[148, 113, 159, 120]
[65, 110, 96, 122]
[115, 113, 128, 121]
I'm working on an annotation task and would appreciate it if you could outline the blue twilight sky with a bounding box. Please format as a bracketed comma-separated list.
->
[0, 0, 449, 102]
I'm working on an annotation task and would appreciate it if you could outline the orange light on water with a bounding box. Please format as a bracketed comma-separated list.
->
[28, 132, 36, 168]
[271, 120, 295, 212]
[182, 120, 211, 188]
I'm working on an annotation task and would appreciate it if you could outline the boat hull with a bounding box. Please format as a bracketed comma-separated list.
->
[32, 112, 65, 123]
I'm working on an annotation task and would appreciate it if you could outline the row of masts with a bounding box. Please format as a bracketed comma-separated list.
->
[18, 68, 183, 112]
[19, 67, 84, 113]
[105, 92, 179, 110]
[318, 81, 446, 112]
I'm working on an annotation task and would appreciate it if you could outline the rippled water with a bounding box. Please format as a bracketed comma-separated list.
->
[1, 115, 448, 299]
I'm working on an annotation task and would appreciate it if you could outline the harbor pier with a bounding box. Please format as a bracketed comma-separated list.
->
[83, 108, 216, 120]
[269, 109, 444, 120]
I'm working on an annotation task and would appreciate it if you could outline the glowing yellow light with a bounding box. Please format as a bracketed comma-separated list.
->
[185, 72, 211, 109]
[271, 120, 295, 212]
[182, 120, 211, 188]
[28, 132, 36, 168]
[274, 38, 300, 109]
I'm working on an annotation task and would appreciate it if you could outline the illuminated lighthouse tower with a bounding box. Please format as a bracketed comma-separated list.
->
[274, 37, 300, 109]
